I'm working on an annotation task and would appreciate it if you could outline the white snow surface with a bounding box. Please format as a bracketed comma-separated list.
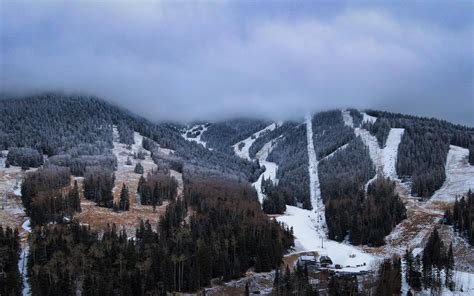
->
[341, 109, 354, 128]
[182, 124, 209, 149]
[305, 114, 325, 232]
[432, 145, 474, 202]
[277, 206, 377, 272]
[233, 123, 278, 160]
[361, 112, 377, 124]
[231, 122, 281, 204]
[354, 126, 404, 184]
[275, 115, 377, 272]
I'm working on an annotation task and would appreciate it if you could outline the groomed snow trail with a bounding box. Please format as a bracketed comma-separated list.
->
[341, 109, 354, 128]
[432, 145, 474, 202]
[304, 114, 325, 232]
[233, 123, 278, 160]
[351, 111, 404, 186]
[232, 123, 280, 204]
[182, 124, 209, 149]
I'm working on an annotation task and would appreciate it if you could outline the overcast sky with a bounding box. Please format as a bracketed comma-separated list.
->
[1, 1, 473, 125]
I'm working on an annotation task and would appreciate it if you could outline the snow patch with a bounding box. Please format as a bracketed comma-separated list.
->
[362, 112, 377, 124]
[432, 145, 474, 202]
[182, 124, 209, 149]
[341, 109, 354, 128]
[277, 206, 377, 272]
[354, 127, 404, 186]
[305, 114, 325, 232]
[233, 122, 278, 160]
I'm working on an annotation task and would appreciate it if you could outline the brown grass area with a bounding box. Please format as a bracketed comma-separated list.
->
[75, 198, 169, 235]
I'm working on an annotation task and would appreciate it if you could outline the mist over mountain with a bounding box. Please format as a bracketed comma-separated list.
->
[1, 1, 473, 125]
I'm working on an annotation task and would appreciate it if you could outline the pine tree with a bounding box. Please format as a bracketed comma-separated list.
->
[445, 243, 455, 291]
[134, 162, 144, 174]
[119, 184, 130, 211]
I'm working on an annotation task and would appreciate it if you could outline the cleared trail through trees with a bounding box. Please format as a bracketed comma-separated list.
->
[233, 122, 280, 204]
[304, 114, 326, 233]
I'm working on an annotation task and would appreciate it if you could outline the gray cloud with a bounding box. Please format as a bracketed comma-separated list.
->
[1, 1, 473, 125]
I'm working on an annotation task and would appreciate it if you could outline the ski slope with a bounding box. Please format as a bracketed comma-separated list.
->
[362, 112, 377, 124]
[341, 109, 354, 128]
[354, 125, 404, 184]
[233, 123, 278, 160]
[182, 124, 209, 148]
[275, 114, 377, 272]
[232, 123, 280, 204]
[277, 206, 377, 272]
[253, 138, 280, 204]
[304, 114, 325, 232]
[432, 145, 474, 202]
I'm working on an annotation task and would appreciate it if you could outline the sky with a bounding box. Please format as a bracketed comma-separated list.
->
[1, 1, 473, 125]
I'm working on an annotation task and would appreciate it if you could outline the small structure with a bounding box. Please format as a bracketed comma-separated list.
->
[297, 255, 317, 267]
[319, 256, 333, 267]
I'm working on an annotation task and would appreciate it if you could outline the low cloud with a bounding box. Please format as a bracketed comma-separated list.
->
[1, 1, 472, 125]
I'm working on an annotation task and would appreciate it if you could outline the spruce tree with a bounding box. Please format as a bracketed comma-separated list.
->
[134, 162, 144, 174]
[119, 184, 130, 211]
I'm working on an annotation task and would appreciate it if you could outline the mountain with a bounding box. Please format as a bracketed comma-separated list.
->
[1, 93, 473, 295]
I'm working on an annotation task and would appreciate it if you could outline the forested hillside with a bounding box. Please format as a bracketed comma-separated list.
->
[0, 93, 260, 181]
[267, 123, 311, 208]
[364, 110, 474, 197]
[200, 119, 269, 154]
[311, 110, 355, 159]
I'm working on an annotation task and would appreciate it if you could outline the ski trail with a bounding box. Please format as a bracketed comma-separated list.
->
[252, 138, 280, 204]
[182, 124, 209, 149]
[432, 145, 474, 202]
[341, 109, 354, 128]
[232, 122, 281, 204]
[305, 114, 326, 233]
[362, 112, 377, 124]
[233, 122, 278, 160]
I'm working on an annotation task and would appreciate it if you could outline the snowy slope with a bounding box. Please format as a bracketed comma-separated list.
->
[253, 139, 280, 204]
[274, 114, 377, 272]
[277, 206, 377, 272]
[432, 145, 474, 202]
[233, 123, 278, 160]
[341, 109, 354, 128]
[362, 112, 377, 124]
[182, 124, 209, 148]
[354, 125, 404, 184]
[232, 122, 281, 204]
[305, 114, 325, 232]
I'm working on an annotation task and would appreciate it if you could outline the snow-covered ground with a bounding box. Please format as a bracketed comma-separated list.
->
[362, 112, 377, 124]
[182, 124, 209, 149]
[232, 122, 281, 204]
[304, 114, 325, 232]
[432, 145, 474, 202]
[277, 206, 377, 272]
[274, 114, 377, 273]
[354, 125, 404, 186]
[110, 127, 160, 206]
[252, 139, 280, 204]
[233, 123, 278, 160]
[341, 109, 354, 128]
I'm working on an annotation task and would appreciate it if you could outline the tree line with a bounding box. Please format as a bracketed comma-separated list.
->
[137, 170, 178, 208]
[0, 226, 22, 296]
[21, 166, 81, 226]
[25, 175, 293, 294]
[365, 110, 474, 198]
[404, 228, 455, 293]
[444, 190, 474, 245]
